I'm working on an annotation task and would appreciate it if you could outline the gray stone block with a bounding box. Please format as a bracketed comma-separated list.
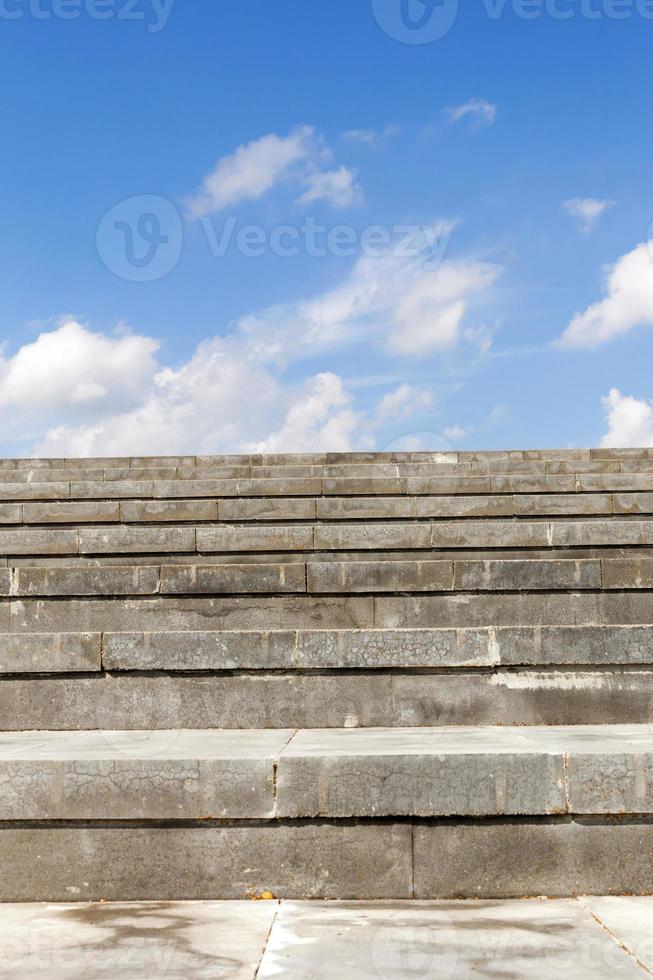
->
[551, 521, 653, 547]
[160, 563, 307, 595]
[322, 477, 407, 496]
[0, 729, 290, 819]
[0, 504, 22, 524]
[276, 728, 567, 818]
[316, 497, 415, 520]
[314, 524, 431, 551]
[196, 526, 313, 553]
[431, 521, 550, 548]
[0, 528, 78, 555]
[11, 565, 159, 597]
[0, 673, 394, 730]
[374, 592, 653, 627]
[120, 500, 218, 522]
[413, 817, 653, 898]
[416, 495, 513, 518]
[78, 527, 195, 554]
[10, 596, 375, 632]
[407, 476, 492, 494]
[0, 632, 101, 673]
[392, 670, 653, 726]
[513, 493, 612, 516]
[295, 628, 497, 669]
[454, 559, 602, 591]
[0, 822, 412, 901]
[613, 493, 653, 514]
[0, 482, 70, 501]
[23, 501, 121, 524]
[308, 560, 454, 594]
[602, 559, 653, 589]
[219, 498, 317, 521]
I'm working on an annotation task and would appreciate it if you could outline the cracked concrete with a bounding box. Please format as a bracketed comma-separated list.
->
[0, 898, 651, 979]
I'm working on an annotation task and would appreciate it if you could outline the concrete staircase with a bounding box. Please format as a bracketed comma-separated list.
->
[0, 448, 652, 901]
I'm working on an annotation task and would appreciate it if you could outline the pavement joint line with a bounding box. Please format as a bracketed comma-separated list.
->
[577, 897, 653, 977]
[254, 901, 281, 980]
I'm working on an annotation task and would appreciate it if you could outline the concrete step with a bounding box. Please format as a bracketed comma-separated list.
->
[3, 520, 653, 557]
[6, 591, 653, 633]
[0, 725, 651, 820]
[2, 668, 652, 730]
[4, 459, 653, 485]
[3, 558, 653, 597]
[3, 492, 653, 523]
[0, 472, 653, 502]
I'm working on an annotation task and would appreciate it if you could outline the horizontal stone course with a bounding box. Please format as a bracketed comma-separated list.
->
[0, 725, 650, 820]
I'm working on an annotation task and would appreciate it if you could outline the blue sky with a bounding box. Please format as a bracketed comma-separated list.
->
[1, 0, 653, 455]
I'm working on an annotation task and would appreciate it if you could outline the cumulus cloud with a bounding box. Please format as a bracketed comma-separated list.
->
[442, 425, 469, 442]
[235, 224, 501, 362]
[186, 126, 362, 218]
[601, 388, 653, 448]
[563, 198, 615, 234]
[296, 166, 362, 209]
[558, 242, 653, 348]
[375, 384, 433, 422]
[445, 99, 497, 127]
[3, 227, 500, 456]
[186, 126, 316, 218]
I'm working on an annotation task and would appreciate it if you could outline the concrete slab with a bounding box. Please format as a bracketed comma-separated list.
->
[0, 901, 277, 979]
[257, 900, 649, 979]
[582, 897, 653, 973]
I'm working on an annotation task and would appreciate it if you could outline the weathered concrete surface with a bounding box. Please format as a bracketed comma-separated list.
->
[414, 817, 653, 898]
[0, 901, 277, 980]
[257, 900, 651, 979]
[582, 897, 653, 972]
[0, 824, 412, 901]
[2, 898, 650, 979]
[0, 633, 100, 674]
[2, 669, 652, 730]
[0, 730, 293, 819]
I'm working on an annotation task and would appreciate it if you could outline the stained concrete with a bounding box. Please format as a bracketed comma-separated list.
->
[1, 898, 650, 980]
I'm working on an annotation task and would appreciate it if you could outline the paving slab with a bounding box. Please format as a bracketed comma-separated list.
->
[0, 901, 277, 980]
[257, 900, 650, 979]
[582, 897, 653, 973]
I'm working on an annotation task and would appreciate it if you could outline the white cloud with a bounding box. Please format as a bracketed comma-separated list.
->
[601, 388, 653, 447]
[3, 227, 500, 457]
[296, 166, 362, 209]
[376, 384, 433, 423]
[341, 125, 401, 146]
[0, 320, 158, 444]
[563, 198, 615, 234]
[559, 242, 653, 348]
[442, 425, 469, 442]
[187, 126, 361, 218]
[249, 373, 367, 453]
[235, 224, 501, 362]
[445, 99, 497, 127]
